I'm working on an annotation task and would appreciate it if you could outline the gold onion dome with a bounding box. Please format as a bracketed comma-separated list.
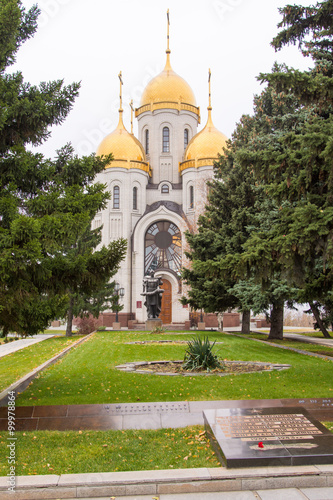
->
[180, 72, 228, 172]
[136, 11, 200, 120]
[97, 74, 150, 174]
[138, 51, 198, 112]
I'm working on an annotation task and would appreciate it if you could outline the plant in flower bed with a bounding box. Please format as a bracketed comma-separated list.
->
[182, 335, 223, 372]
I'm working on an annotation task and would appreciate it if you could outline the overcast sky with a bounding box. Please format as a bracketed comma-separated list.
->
[16, 0, 313, 158]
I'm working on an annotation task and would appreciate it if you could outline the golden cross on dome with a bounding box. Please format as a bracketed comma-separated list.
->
[167, 9, 170, 52]
[118, 71, 123, 111]
[208, 68, 212, 109]
[130, 100, 134, 134]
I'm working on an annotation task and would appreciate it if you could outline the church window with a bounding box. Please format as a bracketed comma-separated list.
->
[184, 128, 189, 149]
[161, 184, 169, 194]
[133, 186, 138, 210]
[189, 185, 194, 209]
[162, 127, 170, 152]
[145, 129, 149, 154]
[113, 185, 120, 209]
[145, 221, 182, 274]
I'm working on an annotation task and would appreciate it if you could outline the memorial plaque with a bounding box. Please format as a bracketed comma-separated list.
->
[204, 407, 333, 468]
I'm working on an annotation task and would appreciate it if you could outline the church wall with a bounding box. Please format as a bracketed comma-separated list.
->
[146, 182, 182, 206]
[182, 165, 214, 229]
[93, 167, 149, 316]
[137, 110, 198, 185]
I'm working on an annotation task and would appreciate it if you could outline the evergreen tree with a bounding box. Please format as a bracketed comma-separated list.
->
[182, 119, 265, 334]
[0, 2, 126, 335]
[55, 222, 126, 337]
[183, 88, 298, 339]
[241, 0, 333, 337]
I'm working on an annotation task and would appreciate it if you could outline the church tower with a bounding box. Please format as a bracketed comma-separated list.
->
[94, 13, 228, 326]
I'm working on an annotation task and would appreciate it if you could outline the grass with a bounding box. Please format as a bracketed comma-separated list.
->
[237, 332, 333, 357]
[0, 336, 82, 392]
[0, 426, 219, 475]
[13, 331, 333, 406]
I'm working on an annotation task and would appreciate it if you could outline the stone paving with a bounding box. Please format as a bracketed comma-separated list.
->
[0, 334, 55, 358]
[1, 465, 333, 499]
[62, 488, 333, 499]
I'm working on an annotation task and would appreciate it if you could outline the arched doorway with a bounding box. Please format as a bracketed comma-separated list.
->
[160, 279, 172, 324]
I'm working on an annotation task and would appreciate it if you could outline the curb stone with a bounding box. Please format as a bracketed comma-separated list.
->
[0, 465, 332, 499]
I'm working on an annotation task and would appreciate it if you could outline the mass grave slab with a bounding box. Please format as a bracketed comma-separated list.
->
[204, 406, 333, 468]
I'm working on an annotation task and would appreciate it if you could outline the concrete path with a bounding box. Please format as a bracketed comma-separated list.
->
[0, 334, 55, 358]
[282, 332, 333, 347]
[62, 488, 333, 499]
[2, 465, 332, 500]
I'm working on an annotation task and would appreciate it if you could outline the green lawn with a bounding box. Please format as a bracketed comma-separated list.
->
[233, 332, 333, 357]
[14, 331, 333, 406]
[0, 426, 219, 476]
[0, 336, 82, 392]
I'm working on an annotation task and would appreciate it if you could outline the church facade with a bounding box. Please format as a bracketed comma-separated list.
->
[94, 20, 228, 326]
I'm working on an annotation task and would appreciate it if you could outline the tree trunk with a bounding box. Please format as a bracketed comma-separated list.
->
[66, 297, 74, 337]
[268, 301, 284, 340]
[241, 310, 251, 334]
[309, 302, 331, 338]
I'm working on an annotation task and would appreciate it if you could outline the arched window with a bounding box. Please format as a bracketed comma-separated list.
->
[113, 185, 120, 209]
[162, 127, 170, 153]
[189, 185, 194, 209]
[161, 184, 169, 194]
[145, 129, 149, 155]
[133, 186, 138, 210]
[145, 221, 182, 274]
[184, 128, 189, 149]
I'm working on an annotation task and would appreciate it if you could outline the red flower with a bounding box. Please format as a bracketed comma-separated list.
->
[258, 442, 264, 448]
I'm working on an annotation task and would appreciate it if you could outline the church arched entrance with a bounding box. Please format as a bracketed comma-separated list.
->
[160, 279, 172, 324]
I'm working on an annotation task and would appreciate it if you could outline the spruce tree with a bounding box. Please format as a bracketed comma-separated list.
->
[0, 2, 126, 336]
[242, 0, 333, 337]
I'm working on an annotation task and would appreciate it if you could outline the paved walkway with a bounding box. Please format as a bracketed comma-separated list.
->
[63, 488, 333, 499]
[0, 334, 55, 358]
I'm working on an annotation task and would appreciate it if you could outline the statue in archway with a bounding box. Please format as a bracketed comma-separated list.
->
[141, 271, 164, 319]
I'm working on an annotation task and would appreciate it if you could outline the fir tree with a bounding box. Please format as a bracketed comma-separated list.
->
[0, 2, 126, 335]
[243, 0, 333, 337]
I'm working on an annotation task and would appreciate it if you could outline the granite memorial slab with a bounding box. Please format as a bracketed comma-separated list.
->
[204, 406, 333, 468]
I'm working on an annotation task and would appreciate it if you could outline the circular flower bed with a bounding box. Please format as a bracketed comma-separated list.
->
[116, 360, 291, 376]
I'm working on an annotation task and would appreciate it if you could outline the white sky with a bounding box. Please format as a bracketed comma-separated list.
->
[16, 0, 313, 158]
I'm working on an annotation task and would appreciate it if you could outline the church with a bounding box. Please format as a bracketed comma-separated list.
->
[93, 13, 228, 327]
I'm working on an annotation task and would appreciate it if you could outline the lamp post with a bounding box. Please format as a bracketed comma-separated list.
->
[114, 282, 125, 323]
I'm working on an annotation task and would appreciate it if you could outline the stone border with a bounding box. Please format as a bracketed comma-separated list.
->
[116, 360, 291, 376]
[0, 333, 94, 406]
[0, 464, 332, 499]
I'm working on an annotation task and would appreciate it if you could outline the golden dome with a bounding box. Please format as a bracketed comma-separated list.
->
[136, 51, 200, 120]
[179, 107, 228, 172]
[97, 110, 150, 174]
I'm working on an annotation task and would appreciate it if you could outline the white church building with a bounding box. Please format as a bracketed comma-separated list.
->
[93, 16, 228, 327]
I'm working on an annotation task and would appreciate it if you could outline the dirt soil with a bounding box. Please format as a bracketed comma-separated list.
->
[139, 361, 273, 374]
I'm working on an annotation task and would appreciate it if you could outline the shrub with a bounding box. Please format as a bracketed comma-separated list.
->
[75, 316, 98, 335]
[150, 325, 166, 334]
[182, 335, 223, 372]
[97, 326, 106, 331]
